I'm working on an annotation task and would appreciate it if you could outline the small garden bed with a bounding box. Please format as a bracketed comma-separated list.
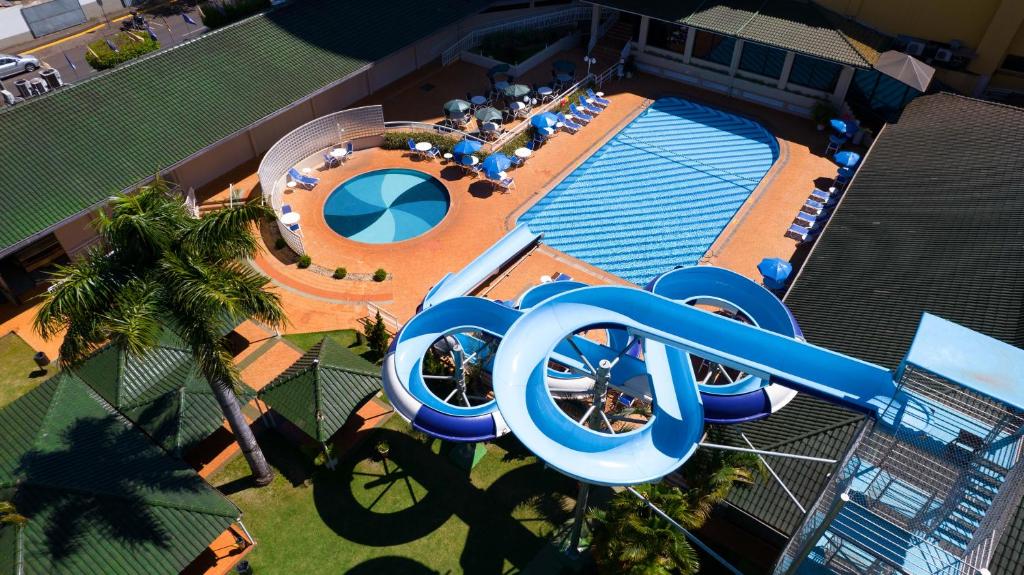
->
[85, 32, 159, 70]
[472, 26, 575, 65]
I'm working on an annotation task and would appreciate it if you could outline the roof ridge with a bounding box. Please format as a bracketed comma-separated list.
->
[320, 364, 382, 378]
[754, 413, 866, 452]
[735, 0, 770, 36]
[812, 3, 874, 68]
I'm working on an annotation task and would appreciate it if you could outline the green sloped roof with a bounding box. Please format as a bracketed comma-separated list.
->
[588, 0, 888, 67]
[0, 0, 490, 254]
[259, 338, 381, 442]
[73, 338, 255, 457]
[0, 374, 238, 575]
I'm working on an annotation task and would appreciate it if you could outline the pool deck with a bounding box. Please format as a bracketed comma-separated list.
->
[227, 54, 839, 327]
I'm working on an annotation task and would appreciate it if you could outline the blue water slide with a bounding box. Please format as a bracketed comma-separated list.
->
[646, 267, 804, 424]
[491, 285, 894, 485]
[420, 224, 541, 310]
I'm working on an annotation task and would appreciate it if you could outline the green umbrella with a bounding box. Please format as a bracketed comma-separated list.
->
[503, 84, 530, 99]
[443, 99, 471, 116]
[475, 106, 502, 123]
[488, 63, 511, 77]
[553, 59, 575, 73]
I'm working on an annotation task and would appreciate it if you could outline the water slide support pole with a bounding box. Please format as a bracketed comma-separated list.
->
[568, 481, 591, 553]
[568, 359, 614, 552]
[699, 442, 837, 464]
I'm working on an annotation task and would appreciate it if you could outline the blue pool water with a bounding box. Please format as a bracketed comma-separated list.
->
[518, 97, 778, 284]
[324, 169, 450, 243]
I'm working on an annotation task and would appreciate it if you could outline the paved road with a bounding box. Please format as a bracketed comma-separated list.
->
[4, 5, 204, 90]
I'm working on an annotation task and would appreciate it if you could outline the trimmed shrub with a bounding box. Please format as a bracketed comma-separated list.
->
[333, 267, 347, 279]
[198, 0, 270, 29]
[85, 32, 159, 71]
[373, 268, 388, 282]
[274, 238, 286, 250]
[383, 131, 458, 155]
[297, 255, 312, 269]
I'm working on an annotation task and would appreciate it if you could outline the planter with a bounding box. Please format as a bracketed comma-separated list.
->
[462, 32, 580, 79]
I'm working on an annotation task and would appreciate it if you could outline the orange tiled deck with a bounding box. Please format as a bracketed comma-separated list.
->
[236, 57, 837, 327]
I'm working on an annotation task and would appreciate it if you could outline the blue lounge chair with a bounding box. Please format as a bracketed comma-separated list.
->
[287, 168, 319, 189]
[497, 176, 515, 192]
[344, 141, 354, 160]
[282, 205, 293, 214]
[586, 88, 610, 107]
[809, 188, 835, 203]
[288, 223, 301, 233]
[557, 112, 582, 133]
[785, 223, 818, 243]
[801, 198, 826, 215]
[795, 210, 830, 228]
[323, 152, 339, 169]
[579, 96, 601, 115]
[569, 104, 593, 123]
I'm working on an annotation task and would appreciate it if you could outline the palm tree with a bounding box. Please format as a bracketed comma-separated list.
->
[678, 427, 764, 519]
[589, 483, 702, 575]
[34, 181, 284, 486]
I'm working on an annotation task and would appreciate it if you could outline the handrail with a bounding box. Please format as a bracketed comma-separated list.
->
[383, 121, 484, 143]
[441, 6, 592, 66]
[366, 302, 401, 330]
[486, 74, 594, 151]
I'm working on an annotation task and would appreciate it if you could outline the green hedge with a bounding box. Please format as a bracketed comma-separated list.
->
[199, 0, 270, 29]
[383, 130, 533, 162]
[85, 32, 159, 71]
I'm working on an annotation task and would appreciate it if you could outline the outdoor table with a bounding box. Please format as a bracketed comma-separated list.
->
[495, 80, 510, 91]
[286, 180, 297, 189]
[555, 122, 564, 129]
[415, 141, 434, 152]
[443, 152, 454, 162]
[330, 148, 347, 159]
[302, 167, 312, 174]
[595, 91, 604, 98]
[470, 95, 487, 106]
[537, 86, 553, 99]
[280, 212, 300, 226]
[514, 147, 532, 160]
[508, 101, 524, 111]
[556, 73, 572, 84]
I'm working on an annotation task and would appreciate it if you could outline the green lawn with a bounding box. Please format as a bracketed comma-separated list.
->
[212, 416, 579, 573]
[283, 328, 375, 361]
[0, 333, 54, 408]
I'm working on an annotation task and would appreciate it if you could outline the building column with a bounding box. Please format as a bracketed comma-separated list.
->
[968, 0, 1024, 79]
[683, 26, 695, 64]
[831, 66, 855, 107]
[777, 51, 795, 89]
[729, 39, 744, 76]
[588, 4, 601, 53]
[637, 16, 650, 52]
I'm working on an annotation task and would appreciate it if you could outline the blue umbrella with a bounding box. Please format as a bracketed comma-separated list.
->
[530, 112, 558, 129]
[757, 257, 792, 283]
[829, 118, 847, 134]
[834, 151, 861, 168]
[481, 153, 511, 177]
[453, 139, 481, 156]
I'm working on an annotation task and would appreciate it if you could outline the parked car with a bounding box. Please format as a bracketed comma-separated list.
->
[0, 53, 40, 79]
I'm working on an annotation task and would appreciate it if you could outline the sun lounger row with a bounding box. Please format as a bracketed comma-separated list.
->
[785, 187, 842, 243]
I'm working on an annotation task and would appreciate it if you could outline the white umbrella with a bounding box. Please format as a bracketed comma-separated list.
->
[874, 50, 934, 92]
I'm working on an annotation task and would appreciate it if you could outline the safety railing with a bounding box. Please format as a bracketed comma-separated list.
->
[365, 302, 401, 331]
[383, 121, 484, 143]
[441, 5, 592, 66]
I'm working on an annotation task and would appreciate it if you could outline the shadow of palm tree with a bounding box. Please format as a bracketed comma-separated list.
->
[345, 556, 441, 575]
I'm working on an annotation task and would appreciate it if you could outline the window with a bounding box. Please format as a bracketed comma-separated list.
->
[691, 30, 735, 67]
[1002, 54, 1024, 74]
[646, 19, 688, 54]
[787, 55, 842, 92]
[738, 42, 787, 79]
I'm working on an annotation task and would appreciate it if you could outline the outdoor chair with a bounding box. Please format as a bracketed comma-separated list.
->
[834, 167, 854, 188]
[323, 153, 339, 169]
[795, 210, 830, 228]
[825, 134, 847, 155]
[496, 176, 515, 192]
[569, 105, 593, 123]
[282, 205, 293, 214]
[801, 198, 826, 215]
[287, 168, 319, 189]
[579, 96, 602, 115]
[785, 223, 818, 244]
[557, 113, 582, 133]
[586, 88, 610, 107]
[407, 138, 418, 156]
[288, 222, 301, 234]
[809, 188, 838, 204]
[345, 142, 354, 159]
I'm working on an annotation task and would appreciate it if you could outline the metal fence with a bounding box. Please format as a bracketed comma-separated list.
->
[257, 105, 385, 255]
[441, 5, 593, 66]
[382, 121, 484, 143]
[774, 366, 1024, 575]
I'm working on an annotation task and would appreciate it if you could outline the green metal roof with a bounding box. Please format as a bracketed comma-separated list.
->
[0, 0, 490, 255]
[259, 337, 381, 442]
[0, 373, 238, 575]
[72, 338, 256, 457]
[588, 0, 888, 68]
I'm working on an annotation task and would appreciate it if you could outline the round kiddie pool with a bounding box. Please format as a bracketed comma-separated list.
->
[323, 169, 450, 243]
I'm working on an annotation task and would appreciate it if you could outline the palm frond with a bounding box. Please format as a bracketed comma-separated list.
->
[182, 201, 274, 261]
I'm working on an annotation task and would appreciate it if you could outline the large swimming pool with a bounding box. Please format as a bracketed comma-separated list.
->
[324, 169, 450, 244]
[518, 97, 778, 285]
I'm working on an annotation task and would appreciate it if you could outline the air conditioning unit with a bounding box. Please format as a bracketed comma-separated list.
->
[934, 48, 953, 63]
[29, 77, 48, 95]
[905, 41, 926, 56]
[40, 68, 62, 90]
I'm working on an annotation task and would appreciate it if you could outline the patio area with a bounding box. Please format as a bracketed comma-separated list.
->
[215, 52, 839, 327]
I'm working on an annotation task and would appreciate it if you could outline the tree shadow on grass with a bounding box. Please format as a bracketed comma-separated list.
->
[346, 556, 442, 575]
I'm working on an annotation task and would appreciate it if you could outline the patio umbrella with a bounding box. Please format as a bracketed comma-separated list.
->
[757, 257, 792, 283]
[503, 84, 530, 99]
[552, 59, 575, 73]
[453, 138, 482, 156]
[475, 107, 502, 123]
[443, 99, 471, 117]
[829, 118, 847, 134]
[488, 63, 511, 78]
[834, 151, 862, 168]
[530, 112, 558, 130]
[874, 50, 934, 92]
[481, 153, 512, 177]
